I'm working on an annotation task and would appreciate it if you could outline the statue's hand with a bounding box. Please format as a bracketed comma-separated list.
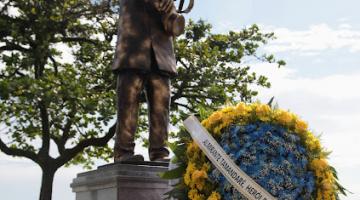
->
[155, 0, 174, 13]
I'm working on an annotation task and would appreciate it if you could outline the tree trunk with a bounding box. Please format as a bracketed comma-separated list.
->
[39, 168, 56, 200]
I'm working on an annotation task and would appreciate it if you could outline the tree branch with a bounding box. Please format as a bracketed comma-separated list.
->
[0, 44, 30, 53]
[61, 37, 98, 45]
[0, 137, 39, 163]
[48, 55, 58, 74]
[0, 68, 25, 78]
[0, 0, 11, 14]
[171, 59, 193, 103]
[50, 134, 62, 152]
[55, 123, 116, 167]
[51, 107, 76, 156]
[181, 94, 223, 101]
[38, 101, 51, 157]
[178, 59, 190, 70]
[172, 102, 195, 112]
[59, 117, 74, 149]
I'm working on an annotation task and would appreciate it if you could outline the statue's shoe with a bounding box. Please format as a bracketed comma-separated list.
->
[114, 154, 144, 162]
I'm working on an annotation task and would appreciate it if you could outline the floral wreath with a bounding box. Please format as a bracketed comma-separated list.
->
[163, 102, 347, 200]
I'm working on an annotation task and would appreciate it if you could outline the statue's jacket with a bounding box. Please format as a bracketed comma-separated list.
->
[112, 0, 177, 76]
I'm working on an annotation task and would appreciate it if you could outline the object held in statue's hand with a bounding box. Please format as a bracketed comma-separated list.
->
[160, 0, 194, 37]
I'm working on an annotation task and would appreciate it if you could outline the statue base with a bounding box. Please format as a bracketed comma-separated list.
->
[70, 161, 170, 200]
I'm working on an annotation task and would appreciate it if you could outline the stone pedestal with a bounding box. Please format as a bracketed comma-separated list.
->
[71, 161, 171, 200]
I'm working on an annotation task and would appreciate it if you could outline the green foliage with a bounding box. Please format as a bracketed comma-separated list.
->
[0, 0, 118, 170]
[0, 2, 120, 198]
[162, 128, 190, 199]
[160, 164, 186, 179]
[173, 20, 284, 108]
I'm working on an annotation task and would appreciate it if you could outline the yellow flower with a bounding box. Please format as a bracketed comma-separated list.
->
[201, 119, 210, 128]
[213, 126, 222, 136]
[322, 179, 333, 191]
[310, 159, 329, 171]
[188, 189, 197, 199]
[331, 194, 336, 200]
[254, 104, 272, 121]
[207, 191, 221, 200]
[188, 189, 205, 200]
[195, 180, 206, 190]
[201, 162, 210, 172]
[222, 106, 235, 113]
[184, 162, 196, 186]
[303, 132, 322, 151]
[274, 109, 293, 126]
[322, 192, 330, 200]
[235, 102, 250, 115]
[208, 112, 223, 123]
[192, 170, 208, 181]
[187, 141, 200, 159]
[191, 170, 208, 190]
[325, 171, 335, 180]
[316, 190, 322, 200]
[309, 139, 321, 151]
[295, 119, 308, 133]
[220, 114, 234, 128]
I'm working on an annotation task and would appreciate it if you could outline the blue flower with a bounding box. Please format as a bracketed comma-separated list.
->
[209, 122, 315, 199]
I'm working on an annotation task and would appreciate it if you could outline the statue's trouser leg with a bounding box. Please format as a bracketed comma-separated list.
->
[145, 72, 171, 161]
[114, 71, 144, 160]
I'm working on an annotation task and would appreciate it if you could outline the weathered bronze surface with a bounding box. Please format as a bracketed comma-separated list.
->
[112, 0, 177, 76]
[113, 0, 186, 162]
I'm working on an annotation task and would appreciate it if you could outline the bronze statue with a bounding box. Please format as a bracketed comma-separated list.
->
[112, 0, 193, 162]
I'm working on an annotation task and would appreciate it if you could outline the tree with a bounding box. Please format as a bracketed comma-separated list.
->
[0, 1, 284, 200]
[0, 1, 118, 200]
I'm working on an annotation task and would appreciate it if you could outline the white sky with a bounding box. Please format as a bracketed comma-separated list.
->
[1, 0, 360, 199]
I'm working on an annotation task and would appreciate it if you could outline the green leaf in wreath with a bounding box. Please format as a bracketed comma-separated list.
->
[160, 165, 186, 179]
[163, 187, 188, 200]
